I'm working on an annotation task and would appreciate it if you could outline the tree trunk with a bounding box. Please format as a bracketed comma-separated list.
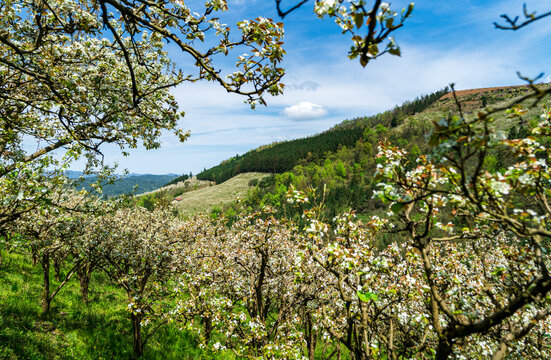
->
[354, 347, 369, 360]
[77, 263, 91, 303]
[254, 250, 268, 321]
[53, 256, 61, 282]
[41, 253, 51, 315]
[32, 245, 39, 266]
[435, 337, 452, 360]
[131, 312, 144, 359]
[79, 272, 90, 304]
[203, 316, 213, 343]
[305, 313, 317, 360]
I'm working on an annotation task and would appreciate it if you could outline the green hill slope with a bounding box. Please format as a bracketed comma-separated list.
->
[172, 172, 270, 217]
[224, 84, 551, 220]
[196, 87, 450, 183]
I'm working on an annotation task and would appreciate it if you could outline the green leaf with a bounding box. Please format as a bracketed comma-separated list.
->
[354, 13, 364, 29]
[390, 202, 404, 214]
[368, 43, 379, 56]
[357, 290, 378, 302]
[360, 54, 369, 67]
[405, 2, 414, 18]
[388, 47, 401, 56]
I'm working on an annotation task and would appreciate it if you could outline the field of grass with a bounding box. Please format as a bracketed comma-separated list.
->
[173, 173, 270, 217]
[0, 251, 224, 360]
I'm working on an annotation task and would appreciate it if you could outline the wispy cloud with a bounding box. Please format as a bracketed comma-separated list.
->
[290, 81, 321, 91]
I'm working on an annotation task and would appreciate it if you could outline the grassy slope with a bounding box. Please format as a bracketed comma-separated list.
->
[0, 251, 223, 359]
[140, 176, 215, 198]
[173, 173, 270, 217]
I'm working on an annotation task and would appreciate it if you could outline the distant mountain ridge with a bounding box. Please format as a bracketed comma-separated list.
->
[69, 172, 179, 197]
[65, 170, 179, 178]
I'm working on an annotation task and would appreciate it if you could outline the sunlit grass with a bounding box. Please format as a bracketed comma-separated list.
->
[0, 251, 225, 359]
[174, 172, 270, 217]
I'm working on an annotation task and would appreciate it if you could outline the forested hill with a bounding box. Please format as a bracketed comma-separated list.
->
[197, 126, 364, 183]
[196, 87, 450, 183]
[219, 84, 549, 220]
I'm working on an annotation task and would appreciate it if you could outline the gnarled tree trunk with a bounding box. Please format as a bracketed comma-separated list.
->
[77, 262, 92, 303]
[131, 311, 144, 359]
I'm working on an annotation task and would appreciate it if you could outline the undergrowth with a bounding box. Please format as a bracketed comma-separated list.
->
[0, 251, 224, 360]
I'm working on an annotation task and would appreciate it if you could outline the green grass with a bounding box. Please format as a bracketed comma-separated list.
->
[173, 172, 270, 217]
[0, 251, 224, 360]
[0, 249, 344, 359]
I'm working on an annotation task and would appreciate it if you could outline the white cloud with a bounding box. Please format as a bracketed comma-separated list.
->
[281, 101, 328, 120]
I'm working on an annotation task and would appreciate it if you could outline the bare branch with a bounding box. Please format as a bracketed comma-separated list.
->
[494, 4, 551, 31]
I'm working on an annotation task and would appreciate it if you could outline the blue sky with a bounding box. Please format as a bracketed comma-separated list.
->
[99, 0, 551, 175]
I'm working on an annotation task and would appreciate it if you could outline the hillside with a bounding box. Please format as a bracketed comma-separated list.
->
[220, 84, 551, 220]
[193, 85, 540, 202]
[133, 176, 215, 211]
[171, 172, 270, 217]
[196, 87, 450, 183]
[196, 126, 365, 183]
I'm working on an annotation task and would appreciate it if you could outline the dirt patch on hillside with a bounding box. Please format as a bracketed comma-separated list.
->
[430, 84, 545, 115]
[439, 85, 531, 100]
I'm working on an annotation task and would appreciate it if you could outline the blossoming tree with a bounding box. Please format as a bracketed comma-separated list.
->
[12, 188, 105, 314]
[172, 210, 324, 359]
[93, 206, 182, 358]
[373, 85, 551, 358]
[0, 0, 285, 233]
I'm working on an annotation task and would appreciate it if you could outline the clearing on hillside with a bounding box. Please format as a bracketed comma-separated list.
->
[439, 84, 531, 99]
[173, 172, 270, 217]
